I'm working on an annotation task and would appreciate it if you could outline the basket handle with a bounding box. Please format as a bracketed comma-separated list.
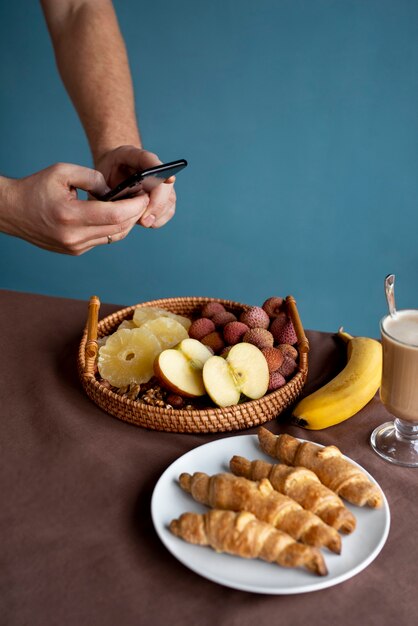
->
[84, 295, 100, 375]
[285, 295, 309, 372]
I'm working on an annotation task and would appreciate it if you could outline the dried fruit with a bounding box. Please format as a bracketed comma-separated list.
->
[240, 306, 270, 330]
[98, 328, 161, 387]
[141, 317, 189, 350]
[133, 306, 191, 331]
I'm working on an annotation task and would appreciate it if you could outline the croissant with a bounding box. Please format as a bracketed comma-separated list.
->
[230, 455, 356, 534]
[258, 427, 382, 508]
[170, 509, 328, 576]
[179, 471, 341, 553]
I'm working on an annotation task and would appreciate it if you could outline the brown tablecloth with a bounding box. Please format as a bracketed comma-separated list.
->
[0, 289, 416, 626]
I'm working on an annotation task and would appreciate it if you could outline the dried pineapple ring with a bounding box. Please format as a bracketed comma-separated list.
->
[141, 317, 188, 350]
[98, 327, 161, 387]
[133, 306, 191, 331]
[118, 319, 137, 330]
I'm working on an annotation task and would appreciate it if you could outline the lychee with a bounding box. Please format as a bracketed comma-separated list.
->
[219, 345, 232, 358]
[201, 302, 226, 319]
[188, 317, 215, 340]
[243, 328, 274, 350]
[269, 312, 288, 342]
[240, 306, 270, 329]
[211, 311, 237, 327]
[201, 331, 225, 354]
[278, 355, 297, 378]
[275, 320, 298, 345]
[277, 343, 298, 360]
[268, 371, 286, 391]
[223, 321, 249, 345]
[262, 296, 284, 318]
[261, 347, 284, 372]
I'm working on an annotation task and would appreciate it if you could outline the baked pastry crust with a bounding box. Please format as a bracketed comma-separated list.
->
[230, 455, 356, 533]
[258, 427, 382, 508]
[170, 509, 328, 576]
[179, 471, 341, 553]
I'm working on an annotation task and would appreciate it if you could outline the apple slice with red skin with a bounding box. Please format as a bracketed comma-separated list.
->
[154, 338, 213, 397]
[202, 342, 269, 407]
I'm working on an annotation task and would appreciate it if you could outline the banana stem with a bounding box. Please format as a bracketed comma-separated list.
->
[337, 327, 353, 343]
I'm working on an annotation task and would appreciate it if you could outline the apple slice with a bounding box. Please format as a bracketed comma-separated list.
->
[203, 342, 269, 407]
[154, 338, 213, 397]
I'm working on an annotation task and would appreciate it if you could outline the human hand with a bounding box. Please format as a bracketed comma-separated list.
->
[1, 162, 150, 255]
[96, 145, 176, 229]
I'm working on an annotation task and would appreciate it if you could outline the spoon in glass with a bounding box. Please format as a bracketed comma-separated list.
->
[384, 274, 397, 318]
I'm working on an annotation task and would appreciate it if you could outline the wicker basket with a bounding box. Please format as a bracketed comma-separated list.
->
[78, 295, 309, 433]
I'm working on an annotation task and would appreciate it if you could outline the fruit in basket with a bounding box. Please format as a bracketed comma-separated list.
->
[188, 317, 216, 340]
[223, 321, 249, 345]
[202, 343, 269, 407]
[268, 371, 287, 391]
[201, 302, 226, 318]
[243, 328, 274, 350]
[133, 306, 191, 331]
[262, 296, 284, 317]
[98, 328, 162, 387]
[240, 306, 270, 329]
[154, 338, 213, 397]
[141, 317, 188, 350]
[201, 331, 225, 354]
[261, 347, 284, 372]
[275, 319, 298, 345]
[292, 328, 382, 430]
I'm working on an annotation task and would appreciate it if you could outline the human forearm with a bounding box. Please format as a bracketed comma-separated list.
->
[40, 0, 141, 165]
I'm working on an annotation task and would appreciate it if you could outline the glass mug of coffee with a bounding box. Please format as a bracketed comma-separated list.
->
[371, 309, 418, 466]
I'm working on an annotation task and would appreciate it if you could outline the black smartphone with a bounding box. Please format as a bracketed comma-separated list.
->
[98, 159, 187, 202]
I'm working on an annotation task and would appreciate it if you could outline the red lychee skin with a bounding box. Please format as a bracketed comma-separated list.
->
[277, 343, 298, 360]
[261, 347, 284, 372]
[276, 320, 298, 345]
[211, 311, 237, 327]
[219, 346, 232, 358]
[243, 328, 274, 350]
[201, 302, 226, 319]
[188, 317, 216, 340]
[268, 371, 286, 391]
[223, 321, 250, 345]
[277, 355, 297, 378]
[269, 312, 288, 342]
[201, 331, 225, 354]
[262, 296, 284, 318]
[240, 306, 270, 330]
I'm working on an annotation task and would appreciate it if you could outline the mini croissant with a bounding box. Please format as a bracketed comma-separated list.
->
[170, 509, 328, 576]
[258, 427, 382, 508]
[179, 471, 341, 553]
[230, 455, 356, 533]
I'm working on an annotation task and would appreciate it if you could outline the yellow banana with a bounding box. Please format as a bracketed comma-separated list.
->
[291, 328, 382, 430]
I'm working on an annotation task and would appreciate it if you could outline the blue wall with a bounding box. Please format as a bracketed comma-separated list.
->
[1, 0, 417, 336]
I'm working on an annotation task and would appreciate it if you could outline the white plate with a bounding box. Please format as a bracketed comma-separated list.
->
[151, 434, 390, 594]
